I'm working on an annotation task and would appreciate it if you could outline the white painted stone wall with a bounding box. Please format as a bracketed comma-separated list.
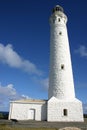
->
[9, 100, 47, 121]
[47, 97, 84, 122]
[49, 6, 75, 100]
[48, 5, 84, 122]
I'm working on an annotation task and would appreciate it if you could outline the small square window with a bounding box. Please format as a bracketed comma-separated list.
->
[61, 64, 64, 70]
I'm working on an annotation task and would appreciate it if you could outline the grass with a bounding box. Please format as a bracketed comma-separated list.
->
[0, 118, 87, 130]
[0, 125, 58, 130]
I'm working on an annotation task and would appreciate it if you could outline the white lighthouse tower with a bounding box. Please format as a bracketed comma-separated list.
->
[47, 5, 84, 122]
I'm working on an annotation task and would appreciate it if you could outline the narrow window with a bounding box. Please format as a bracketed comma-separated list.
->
[63, 109, 67, 116]
[61, 64, 64, 70]
[56, 7, 58, 11]
[59, 31, 62, 35]
[58, 18, 61, 22]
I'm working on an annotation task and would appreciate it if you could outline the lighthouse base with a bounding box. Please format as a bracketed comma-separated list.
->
[47, 97, 84, 122]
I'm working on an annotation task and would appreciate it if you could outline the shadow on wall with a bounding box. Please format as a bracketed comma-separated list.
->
[41, 103, 47, 121]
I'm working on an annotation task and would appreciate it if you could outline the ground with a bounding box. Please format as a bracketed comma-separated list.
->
[0, 118, 87, 130]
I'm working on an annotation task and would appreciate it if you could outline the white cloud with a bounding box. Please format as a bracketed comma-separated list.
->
[33, 77, 49, 91]
[21, 94, 30, 99]
[0, 83, 30, 111]
[39, 78, 49, 90]
[0, 43, 42, 75]
[75, 45, 87, 57]
[0, 84, 16, 99]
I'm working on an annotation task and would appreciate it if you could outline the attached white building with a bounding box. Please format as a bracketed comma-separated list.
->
[9, 99, 47, 121]
[9, 5, 84, 122]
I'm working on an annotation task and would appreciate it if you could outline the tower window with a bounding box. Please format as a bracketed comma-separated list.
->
[59, 32, 62, 35]
[63, 109, 68, 116]
[58, 18, 61, 22]
[61, 64, 64, 70]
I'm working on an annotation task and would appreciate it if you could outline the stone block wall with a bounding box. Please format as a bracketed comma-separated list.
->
[9, 101, 47, 121]
[47, 97, 84, 122]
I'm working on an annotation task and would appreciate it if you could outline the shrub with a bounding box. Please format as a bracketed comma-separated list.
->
[0, 112, 8, 119]
[84, 114, 87, 118]
[0, 113, 4, 119]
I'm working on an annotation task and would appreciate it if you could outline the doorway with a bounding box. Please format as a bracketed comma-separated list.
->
[28, 109, 35, 120]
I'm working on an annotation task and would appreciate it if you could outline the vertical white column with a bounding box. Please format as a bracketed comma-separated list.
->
[48, 5, 75, 100]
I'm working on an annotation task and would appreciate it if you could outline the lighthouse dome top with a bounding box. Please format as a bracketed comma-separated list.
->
[52, 5, 64, 13]
[50, 5, 67, 24]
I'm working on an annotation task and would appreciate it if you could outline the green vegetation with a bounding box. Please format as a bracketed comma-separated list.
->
[0, 113, 4, 119]
[0, 125, 57, 130]
[0, 112, 8, 119]
[84, 114, 87, 118]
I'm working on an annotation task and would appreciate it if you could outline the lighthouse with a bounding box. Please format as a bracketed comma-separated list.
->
[9, 5, 84, 122]
[47, 5, 84, 122]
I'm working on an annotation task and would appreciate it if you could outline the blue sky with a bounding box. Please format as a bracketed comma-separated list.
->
[0, 0, 87, 113]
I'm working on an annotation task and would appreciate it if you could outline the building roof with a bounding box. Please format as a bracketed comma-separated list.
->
[10, 99, 47, 104]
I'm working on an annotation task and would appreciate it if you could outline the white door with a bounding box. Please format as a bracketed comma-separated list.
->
[28, 109, 35, 120]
